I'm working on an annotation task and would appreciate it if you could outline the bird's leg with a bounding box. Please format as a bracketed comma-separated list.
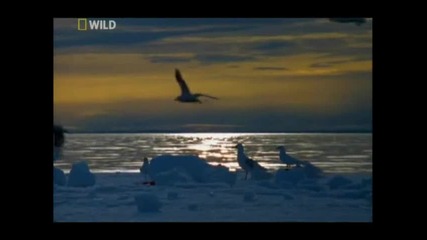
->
[245, 171, 248, 180]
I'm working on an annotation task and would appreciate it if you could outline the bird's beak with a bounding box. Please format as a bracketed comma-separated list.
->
[276, 146, 281, 150]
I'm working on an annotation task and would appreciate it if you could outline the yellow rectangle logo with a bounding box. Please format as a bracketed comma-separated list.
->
[77, 18, 87, 31]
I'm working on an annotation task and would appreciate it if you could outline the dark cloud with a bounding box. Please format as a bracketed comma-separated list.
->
[254, 41, 295, 51]
[310, 63, 332, 68]
[148, 56, 193, 64]
[195, 54, 255, 64]
[309, 59, 353, 68]
[248, 41, 298, 56]
[301, 38, 348, 51]
[254, 67, 288, 71]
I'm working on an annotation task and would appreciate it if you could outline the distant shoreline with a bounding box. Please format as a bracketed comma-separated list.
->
[66, 131, 373, 134]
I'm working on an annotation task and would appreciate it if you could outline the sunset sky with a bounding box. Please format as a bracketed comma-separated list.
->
[54, 18, 372, 132]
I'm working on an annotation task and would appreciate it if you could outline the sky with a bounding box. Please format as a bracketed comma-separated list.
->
[54, 18, 372, 133]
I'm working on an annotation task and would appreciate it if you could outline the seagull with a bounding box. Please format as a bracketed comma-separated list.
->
[139, 157, 151, 182]
[233, 143, 256, 180]
[174, 69, 219, 103]
[276, 146, 304, 169]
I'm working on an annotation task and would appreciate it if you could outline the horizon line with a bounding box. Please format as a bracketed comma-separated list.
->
[65, 130, 373, 134]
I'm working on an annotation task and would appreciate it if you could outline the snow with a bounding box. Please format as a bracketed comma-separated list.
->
[135, 194, 162, 212]
[54, 155, 372, 222]
[327, 176, 353, 190]
[188, 203, 199, 211]
[67, 161, 96, 187]
[167, 192, 179, 200]
[243, 192, 256, 202]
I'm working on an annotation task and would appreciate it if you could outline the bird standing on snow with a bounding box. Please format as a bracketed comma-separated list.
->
[276, 146, 304, 169]
[174, 69, 219, 103]
[233, 143, 256, 180]
[140, 157, 151, 181]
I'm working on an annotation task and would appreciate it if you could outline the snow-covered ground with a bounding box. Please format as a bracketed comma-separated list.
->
[54, 156, 371, 222]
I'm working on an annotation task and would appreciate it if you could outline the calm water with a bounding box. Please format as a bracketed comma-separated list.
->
[54, 133, 372, 174]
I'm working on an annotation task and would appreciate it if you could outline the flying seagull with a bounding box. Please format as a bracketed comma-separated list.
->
[174, 69, 218, 103]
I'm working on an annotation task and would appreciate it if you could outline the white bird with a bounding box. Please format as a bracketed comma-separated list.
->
[233, 143, 256, 180]
[174, 69, 219, 103]
[139, 157, 151, 181]
[276, 146, 304, 169]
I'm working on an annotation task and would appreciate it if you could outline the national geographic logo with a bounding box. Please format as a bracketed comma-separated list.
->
[77, 18, 117, 31]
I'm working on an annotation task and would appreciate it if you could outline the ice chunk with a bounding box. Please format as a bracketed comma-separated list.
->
[53, 167, 66, 186]
[67, 161, 96, 187]
[150, 155, 236, 185]
[155, 168, 191, 186]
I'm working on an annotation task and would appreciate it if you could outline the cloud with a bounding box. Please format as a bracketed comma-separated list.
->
[54, 18, 372, 132]
[310, 63, 331, 68]
[309, 59, 351, 68]
[195, 54, 255, 64]
[253, 67, 288, 71]
[148, 56, 193, 63]
[328, 18, 367, 26]
[159, 32, 353, 45]
[226, 65, 240, 68]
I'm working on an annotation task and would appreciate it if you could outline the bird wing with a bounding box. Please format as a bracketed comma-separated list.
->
[175, 69, 191, 95]
[194, 93, 219, 100]
[245, 158, 255, 169]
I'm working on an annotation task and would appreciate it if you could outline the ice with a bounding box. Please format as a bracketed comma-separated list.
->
[154, 168, 191, 186]
[302, 161, 323, 178]
[67, 161, 96, 187]
[135, 193, 162, 212]
[205, 164, 237, 186]
[54, 167, 66, 186]
[251, 162, 274, 180]
[149, 155, 236, 185]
